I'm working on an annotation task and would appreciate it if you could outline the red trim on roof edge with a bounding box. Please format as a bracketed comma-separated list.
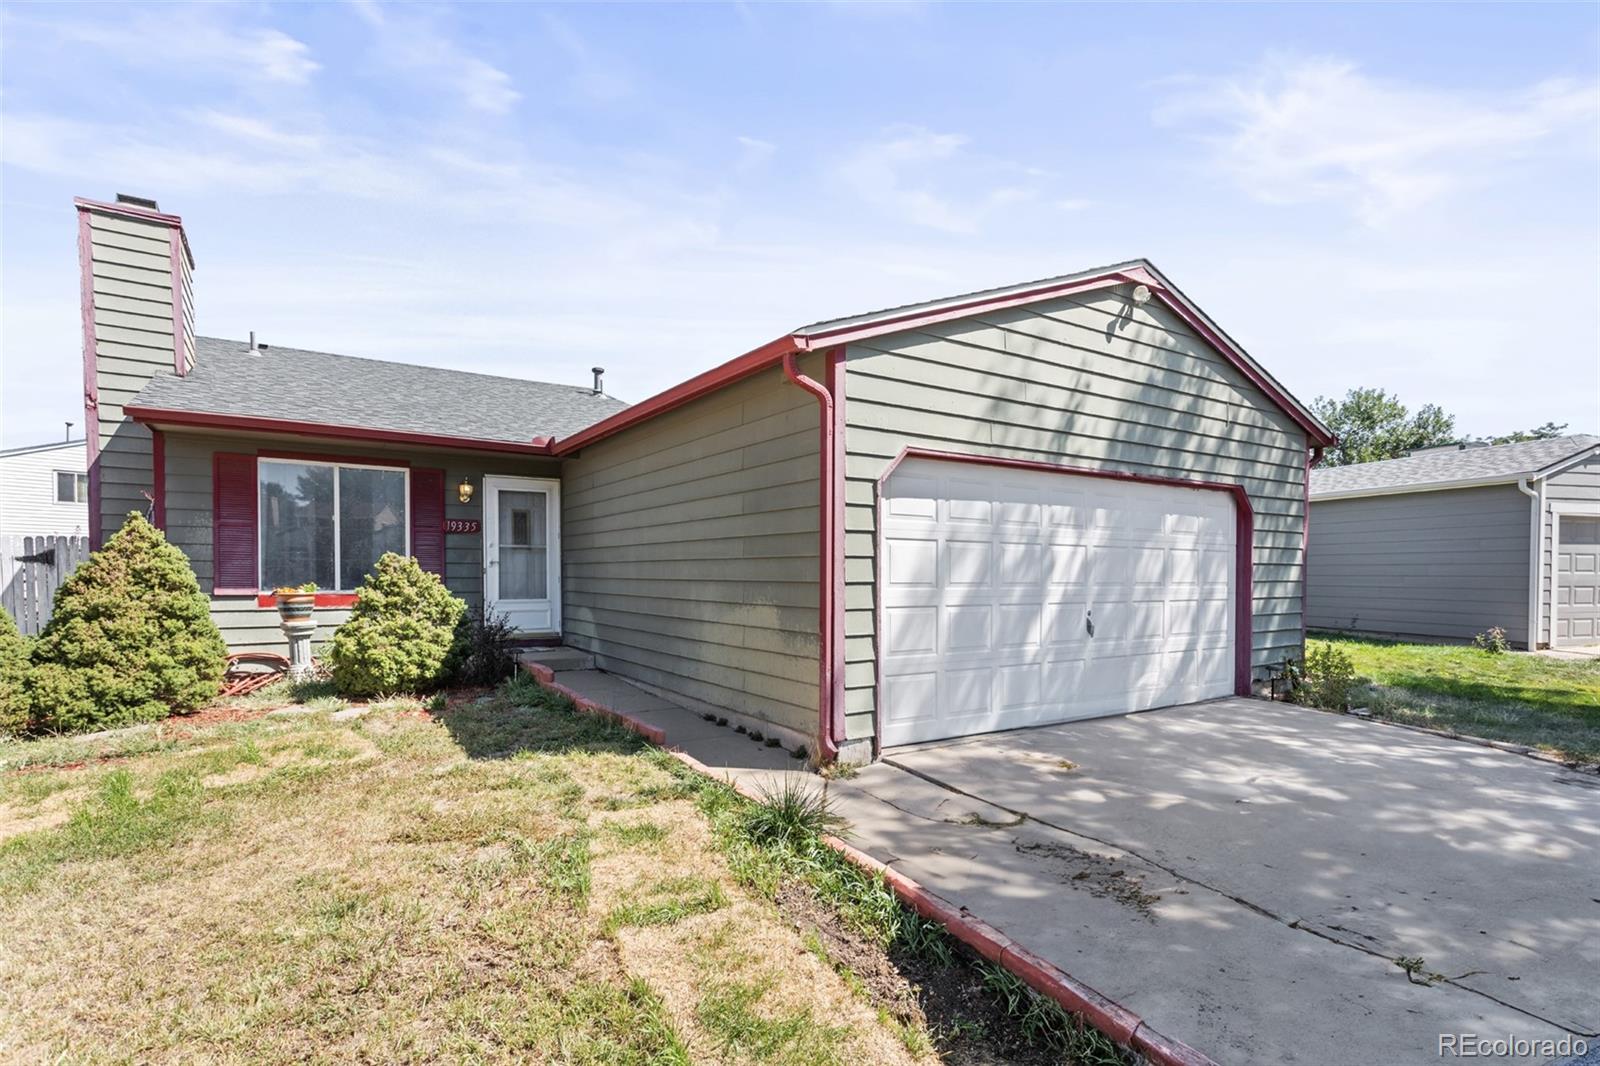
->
[552, 266, 1332, 457]
[76, 205, 103, 550]
[555, 335, 802, 456]
[871, 449, 1257, 730]
[126, 405, 556, 456]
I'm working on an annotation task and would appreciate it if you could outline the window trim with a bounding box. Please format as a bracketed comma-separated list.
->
[257, 456, 411, 593]
[54, 470, 87, 504]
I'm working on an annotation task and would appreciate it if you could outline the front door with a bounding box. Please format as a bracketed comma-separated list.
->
[483, 475, 560, 633]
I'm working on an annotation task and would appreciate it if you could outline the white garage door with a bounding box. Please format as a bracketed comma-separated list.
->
[879, 458, 1238, 747]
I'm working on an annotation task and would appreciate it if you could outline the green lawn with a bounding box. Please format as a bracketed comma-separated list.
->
[1308, 634, 1600, 763]
[0, 676, 1121, 1065]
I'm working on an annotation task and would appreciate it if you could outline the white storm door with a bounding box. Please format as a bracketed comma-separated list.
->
[878, 458, 1237, 747]
[483, 475, 561, 633]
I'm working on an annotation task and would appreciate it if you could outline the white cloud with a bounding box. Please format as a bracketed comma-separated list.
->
[541, 12, 632, 103]
[735, 135, 777, 173]
[352, 2, 520, 114]
[834, 127, 1044, 233]
[9, 9, 318, 86]
[1157, 56, 1600, 225]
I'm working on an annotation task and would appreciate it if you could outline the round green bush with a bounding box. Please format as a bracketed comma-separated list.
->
[0, 608, 31, 737]
[327, 553, 466, 697]
[27, 512, 227, 733]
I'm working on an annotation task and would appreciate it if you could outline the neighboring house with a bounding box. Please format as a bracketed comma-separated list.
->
[0, 438, 89, 539]
[78, 193, 1334, 762]
[1307, 436, 1600, 650]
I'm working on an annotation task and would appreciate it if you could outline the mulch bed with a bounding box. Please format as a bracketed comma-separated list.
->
[774, 880, 1068, 1065]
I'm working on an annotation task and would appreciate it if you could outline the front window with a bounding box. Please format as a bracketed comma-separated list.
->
[259, 459, 407, 591]
[55, 471, 87, 503]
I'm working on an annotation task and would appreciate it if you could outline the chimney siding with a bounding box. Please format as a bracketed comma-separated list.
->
[76, 199, 195, 547]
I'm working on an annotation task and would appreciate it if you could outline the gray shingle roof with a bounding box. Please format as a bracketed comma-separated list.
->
[131, 337, 628, 445]
[1310, 435, 1600, 498]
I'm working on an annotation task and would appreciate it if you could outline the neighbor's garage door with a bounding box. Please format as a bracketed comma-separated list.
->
[1556, 516, 1600, 647]
[879, 458, 1237, 746]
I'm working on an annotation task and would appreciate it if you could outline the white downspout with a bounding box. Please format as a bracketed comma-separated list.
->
[1516, 477, 1542, 649]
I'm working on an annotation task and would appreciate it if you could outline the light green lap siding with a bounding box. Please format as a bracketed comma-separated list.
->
[1307, 486, 1532, 647]
[160, 432, 561, 652]
[841, 288, 1309, 740]
[561, 363, 821, 736]
[85, 209, 187, 544]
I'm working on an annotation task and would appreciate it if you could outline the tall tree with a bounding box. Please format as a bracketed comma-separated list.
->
[1488, 421, 1569, 445]
[1311, 388, 1457, 467]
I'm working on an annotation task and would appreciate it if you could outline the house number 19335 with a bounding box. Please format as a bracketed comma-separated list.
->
[444, 519, 480, 534]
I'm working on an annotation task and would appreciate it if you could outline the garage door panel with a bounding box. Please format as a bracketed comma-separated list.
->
[996, 604, 1041, 648]
[880, 457, 1237, 746]
[884, 606, 938, 655]
[887, 537, 938, 587]
[946, 604, 992, 651]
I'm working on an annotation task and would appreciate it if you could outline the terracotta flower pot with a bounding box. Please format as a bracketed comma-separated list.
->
[275, 590, 316, 623]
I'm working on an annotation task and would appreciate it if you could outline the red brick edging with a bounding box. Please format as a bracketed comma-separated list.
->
[518, 662, 1220, 1066]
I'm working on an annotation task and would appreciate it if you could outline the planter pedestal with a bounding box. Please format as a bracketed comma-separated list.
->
[281, 617, 317, 680]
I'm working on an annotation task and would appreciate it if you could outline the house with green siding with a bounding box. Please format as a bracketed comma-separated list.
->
[77, 193, 1334, 764]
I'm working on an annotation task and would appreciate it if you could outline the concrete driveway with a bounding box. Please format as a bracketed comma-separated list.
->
[825, 699, 1598, 1065]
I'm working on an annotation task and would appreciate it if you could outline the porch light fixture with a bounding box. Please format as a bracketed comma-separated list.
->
[457, 477, 475, 504]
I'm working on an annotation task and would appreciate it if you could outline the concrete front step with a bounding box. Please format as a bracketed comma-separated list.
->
[517, 646, 595, 673]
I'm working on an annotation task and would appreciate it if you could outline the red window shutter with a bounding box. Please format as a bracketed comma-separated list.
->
[212, 452, 258, 594]
[410, 468, 446, 578]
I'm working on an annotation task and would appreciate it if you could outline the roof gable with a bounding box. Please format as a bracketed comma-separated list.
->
[556, 259, 1335, 455]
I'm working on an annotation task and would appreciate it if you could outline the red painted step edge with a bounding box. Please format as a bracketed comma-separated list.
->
[516, 663, 1219, 1066]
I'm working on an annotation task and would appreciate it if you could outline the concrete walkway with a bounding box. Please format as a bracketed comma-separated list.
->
[547, 669, 1597, 1066]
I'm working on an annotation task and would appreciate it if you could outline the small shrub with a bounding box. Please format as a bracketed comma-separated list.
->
[327, 553, 466, 697]
[27, 512, 226, 733]
[1473, 627, 1510, 655]
[1292, 643, 1358, 711]
[743, 780, 842, 850]
[447, 605, 520, 686]
[0, 609, 31, 736]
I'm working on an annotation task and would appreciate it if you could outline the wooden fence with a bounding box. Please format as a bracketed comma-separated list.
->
[1, 535, 90, 635]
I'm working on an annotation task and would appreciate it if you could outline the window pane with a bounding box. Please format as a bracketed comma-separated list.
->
[55, 472, 74, 502]
[497, 490, 547, 599]
[260, 462, 334, 590]
[339, 467, 407, 590]
[75, 474, 88, 501]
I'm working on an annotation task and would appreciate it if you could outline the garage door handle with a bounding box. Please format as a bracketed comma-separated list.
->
[1086, 609, 1095, 638]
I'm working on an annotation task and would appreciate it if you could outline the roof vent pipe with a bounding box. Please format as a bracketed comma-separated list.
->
[248, 331, 259, 354]
[592, 367, 604, 395]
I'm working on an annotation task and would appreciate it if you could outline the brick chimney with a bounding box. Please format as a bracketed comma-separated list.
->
[76, 194, 195, 547]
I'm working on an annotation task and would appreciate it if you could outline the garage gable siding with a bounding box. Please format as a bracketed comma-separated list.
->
[842, 287, 1308, 741]
[560, 362, 822, 736]
[1306, 485, 1532, 647]
[1541, 451, 1600, 646]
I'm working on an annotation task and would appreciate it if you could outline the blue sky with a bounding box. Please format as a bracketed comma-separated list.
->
[2, 2, 1597, 447]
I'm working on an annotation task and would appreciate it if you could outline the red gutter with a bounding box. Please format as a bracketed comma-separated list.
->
[782, 350, 844, 762]
[151, 427, 165, 530]
[125, 405, 557, 456]
[76, 205, 102, 550]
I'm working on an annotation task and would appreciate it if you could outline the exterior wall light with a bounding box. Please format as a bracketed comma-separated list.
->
[458, 477, 475, 504]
